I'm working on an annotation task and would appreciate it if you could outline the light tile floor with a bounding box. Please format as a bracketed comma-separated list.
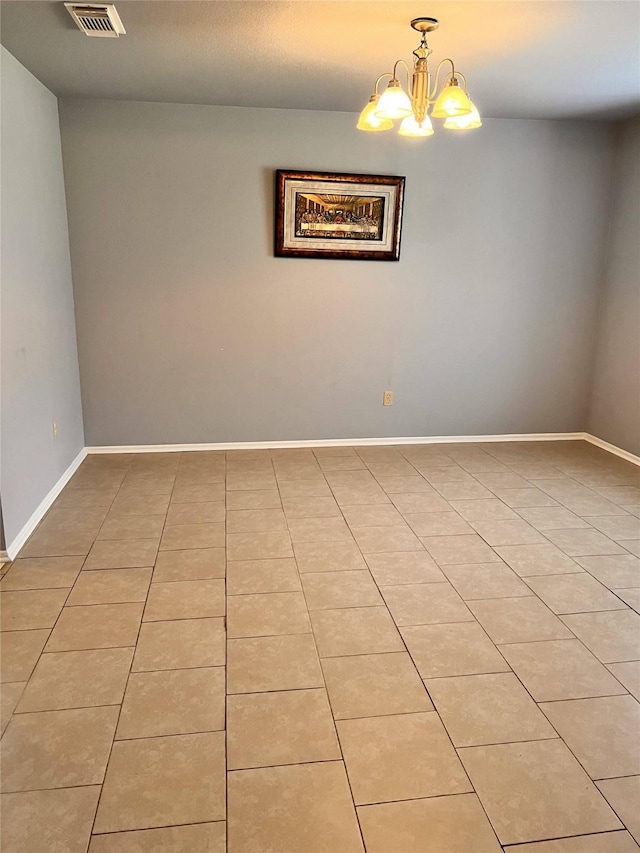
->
[1, 439, 639, 852]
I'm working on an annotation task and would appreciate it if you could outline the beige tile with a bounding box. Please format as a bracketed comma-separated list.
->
[1, 786, 101, 853]
[19, 528, 95, 558]
[540, 696, 640, 779]
[227, 688, 340, 769]
[117, 667, 225, 739]
[227, 557, 300, 594]
[330, 483, 389, 506]
[506, 832, 640, 853]
[495, 488, 562, 508]
[17, 648, 133, 712]
[364, 551, 445, 585]
[132, 618, 225, 671]
[525, 573, 628, 613]
[0, 557, 83, 590]
[401, 623, 510, 678]
[227, 761, 364, 853]
[0, 588, 68, 630]
[301, 570, 382, 610]
[357, 794, 502, 853]
[152, 547, 225, 581]
[118, 477, 175, 497]
[227, 591, 310, 638]
[55, 487, 118, 508]
[166, 501, 225, 524]
[40, 507, 108, 533]
[46, 602, 143, 651]
[623, 540, 640, 556]
[586, 515, 640, 541]
[226, 472, 277, 491]
[496, 542, 581, 576]
[469, 597, 573, 643]
[382, 582, 473, 626]
[294, 540, 367, 573]
[277, 479, 332, 498]
[1, 706, 118, 792]
[1, 681, 25, 735]
[322, 652, 432, 719]
[450, 499, 519, 521]
[67, 568, 151, 605]
[282, 496, 341, 518]
[227, 531, 293, 560]
[597, 776, 640, 846]
[353, 525, 423, 553]
[517, 506, 591, 530]
[311, 606, 404, 657]
[426, 672, 556, 747]
[89, 823, 226, 853]
[377, 475, 434, 494]
[390, 492, 451, 514]
[562, 609, 640, 662]
[404, 511, 474, 536]
[227, 489, 281, 510]
[338, 712, 471, 805]
[84, 539, 159, 570]
[458, 739, 623, 845]
[342, 504, 405, 527]
[617, 588, 640, 610]
[0, 629, 49, 683]
[434, 481, 494, 501]
[545, 528, 625, 556]
[607, 660, 640, 700]
[94, 732, 225, 832]
[476, 472, 531, 490]
[443, 562, 533, 600]
[108, 493, 170, 517]
[470, 519, 545, 546]
[160, 523, 225, 550]
[422, 534, 501, 565]
[171, 483, 225, 503]
[227, 633, 323, 694]
[143, 579, 225, 621]
[576, 554, 640, 588]
[499, 639, 627, 701]
[288, 516, 353, 544]
[227, 508, 287, 533]
[97, 515, 164, 541]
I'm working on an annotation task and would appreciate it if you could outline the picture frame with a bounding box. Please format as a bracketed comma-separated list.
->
[275, 170, 405, 261]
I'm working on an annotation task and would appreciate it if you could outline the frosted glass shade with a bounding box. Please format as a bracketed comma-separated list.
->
[431, 83, 473, 118]
[443, 100, 482, 129]
[398, 114, 434, 137]
[357, 96, 394, 131]
[375, 82, 413, 120]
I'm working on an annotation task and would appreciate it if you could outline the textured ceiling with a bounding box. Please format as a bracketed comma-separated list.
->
[1, 1, 639, 120]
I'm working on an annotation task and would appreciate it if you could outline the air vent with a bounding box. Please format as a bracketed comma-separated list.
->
[64, 3, 125, 37]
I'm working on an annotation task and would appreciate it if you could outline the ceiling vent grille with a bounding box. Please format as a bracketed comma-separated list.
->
[64, 4, 125, 37]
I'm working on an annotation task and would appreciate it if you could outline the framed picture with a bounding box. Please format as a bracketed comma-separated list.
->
[275, 170, 405, 261]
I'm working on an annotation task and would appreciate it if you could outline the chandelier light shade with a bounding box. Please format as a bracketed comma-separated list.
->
[357, 17, 481, 139]
[444, 100, 483, 130]
[357, 95, 395, 131]
[375, 80, 413, 119]
[398, 114, 434, 137]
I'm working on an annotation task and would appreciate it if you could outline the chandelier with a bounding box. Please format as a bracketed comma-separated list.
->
[357, 17, 481, 137]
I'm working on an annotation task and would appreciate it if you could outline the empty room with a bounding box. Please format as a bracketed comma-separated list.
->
[1, 1, 639, 851]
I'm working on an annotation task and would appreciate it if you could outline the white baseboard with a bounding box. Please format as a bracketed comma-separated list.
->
[583, 433, 640, 467]
[5, 448, 87, 561]
[86, 432, 586, 454]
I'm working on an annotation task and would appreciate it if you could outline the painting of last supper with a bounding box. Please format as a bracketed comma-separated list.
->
[275, 170, 405, 260]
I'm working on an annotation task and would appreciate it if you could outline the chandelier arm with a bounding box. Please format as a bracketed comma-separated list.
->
[374, 72, 393, 95]
[428, 57, 456, 102]
[393, 58, 412, 91]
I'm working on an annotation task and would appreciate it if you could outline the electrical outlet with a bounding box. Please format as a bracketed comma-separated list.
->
[383, 391, 393, 407]
[52, 420, 58, 439]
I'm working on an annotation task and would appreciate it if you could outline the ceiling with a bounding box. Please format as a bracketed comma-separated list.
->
[1, 1, 639, 120]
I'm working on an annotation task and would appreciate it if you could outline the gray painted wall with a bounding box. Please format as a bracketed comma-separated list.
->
[59, 98, 617, 446]
[588, 117, 640, 456]
[1, 48, 84, 547]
